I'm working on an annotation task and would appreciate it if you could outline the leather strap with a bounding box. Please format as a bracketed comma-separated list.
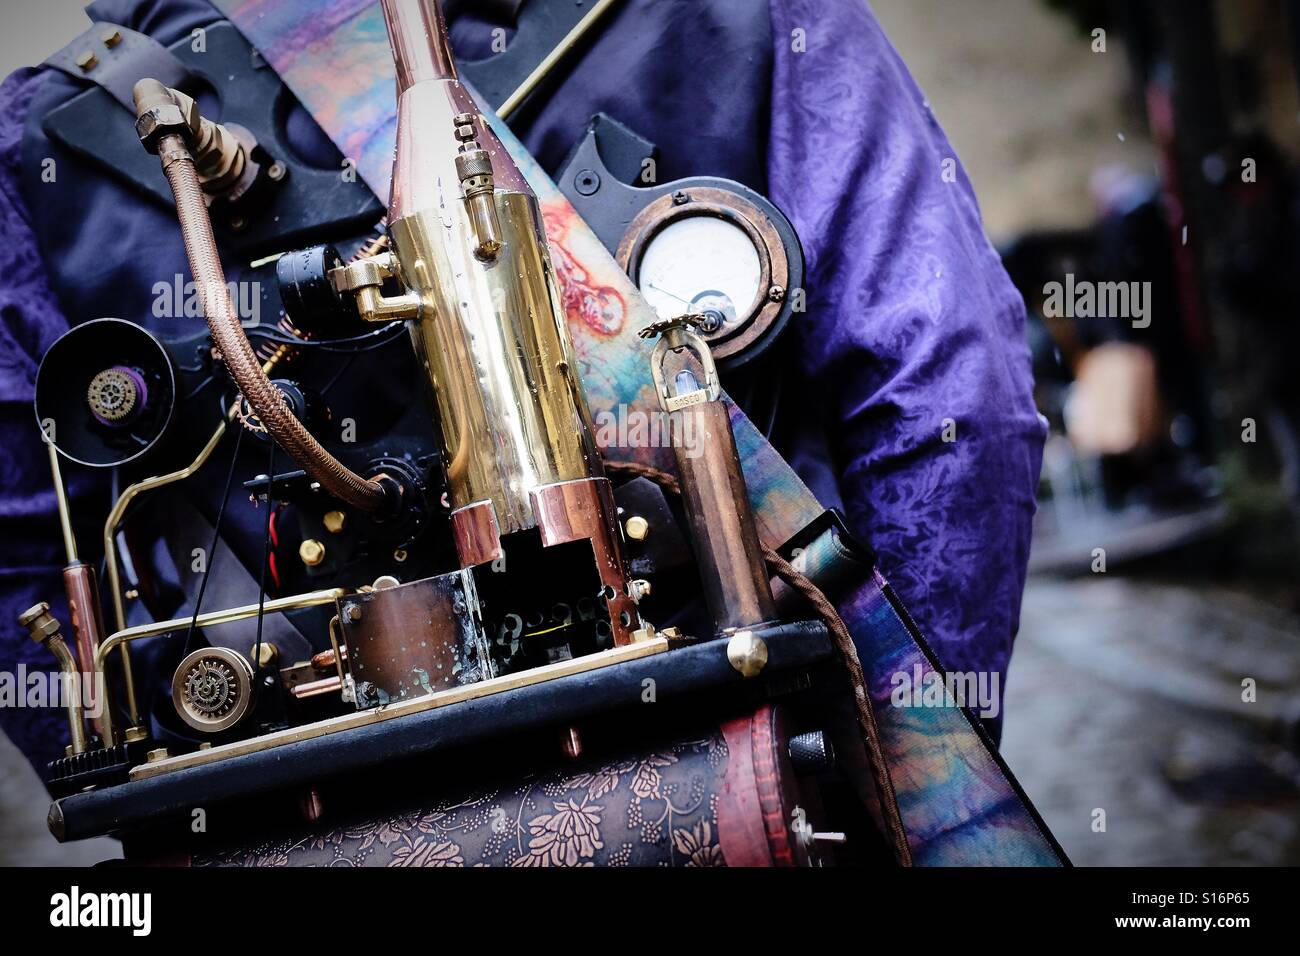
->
[45, 22, 189, 112]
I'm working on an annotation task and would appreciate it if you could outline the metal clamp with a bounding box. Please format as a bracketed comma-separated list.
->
[639, 314, 722, 412]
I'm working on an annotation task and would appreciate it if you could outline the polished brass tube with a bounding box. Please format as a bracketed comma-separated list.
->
[101, 407, 235, 742]
[19, 604, 88, 754]
[47, 441, 77, 563]
[381, 0, 456, 92]
[95, 588, 347, 675]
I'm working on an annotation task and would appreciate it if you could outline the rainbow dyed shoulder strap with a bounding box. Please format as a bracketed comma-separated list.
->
[213, 0, 1065, 866]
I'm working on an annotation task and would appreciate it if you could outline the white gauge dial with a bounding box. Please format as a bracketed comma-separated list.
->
[636, 216, 763, 332]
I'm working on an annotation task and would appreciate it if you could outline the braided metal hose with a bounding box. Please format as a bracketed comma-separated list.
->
[154, 133, 389, 512]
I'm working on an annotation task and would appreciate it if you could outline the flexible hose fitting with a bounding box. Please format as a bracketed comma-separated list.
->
[135, 81, 390, 512]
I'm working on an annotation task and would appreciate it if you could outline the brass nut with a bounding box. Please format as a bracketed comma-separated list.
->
[75, 51, 98, 71]
[255, 642, 278, 668]
[628, 579, 652, 603]
[18, 603, 61, 643]
[123, 726, 149, 743]
[101, 28, 123, 47]
[323, 510, 347, 534]
[624, 515, 650, 541]
[146, 747, 170, 763]
[299, 539, 326, 567]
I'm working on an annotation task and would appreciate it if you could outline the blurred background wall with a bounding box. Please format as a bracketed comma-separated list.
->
[876, 0, 1300, 865]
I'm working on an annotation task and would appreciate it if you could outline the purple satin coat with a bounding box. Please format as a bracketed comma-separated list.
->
[0, 0, 1043, 772]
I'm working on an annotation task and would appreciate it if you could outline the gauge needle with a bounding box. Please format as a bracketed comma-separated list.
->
[644, 281, 691, 306]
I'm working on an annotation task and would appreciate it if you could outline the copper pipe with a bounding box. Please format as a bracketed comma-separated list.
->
[672, 399, 777, 633]
[381, 0, 457, 92]
[62, 563, 108, 742]
[147, 126, 388, 513]
[45, 441, 111, 741]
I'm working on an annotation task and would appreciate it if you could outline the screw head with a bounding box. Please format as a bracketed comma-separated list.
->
[267, 160, 287, 182]
[672, 190, 689, 205]
[574, 168, 601, 196]
[624, 515, 650, 541]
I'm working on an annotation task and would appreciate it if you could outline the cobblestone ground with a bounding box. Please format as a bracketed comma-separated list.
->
[1003, 576, 1300, 866]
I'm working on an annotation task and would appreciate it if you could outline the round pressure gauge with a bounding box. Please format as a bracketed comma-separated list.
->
[616, 184, 803, 369]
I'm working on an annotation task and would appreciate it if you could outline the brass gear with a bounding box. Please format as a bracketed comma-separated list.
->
[86, 368, 139, 422]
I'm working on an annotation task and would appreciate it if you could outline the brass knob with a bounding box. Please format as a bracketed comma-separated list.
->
[726, 630, 768, 678]
[624, 516, 650, 541]
[323, 510, 347, 534]
[299, 539, 326, 567]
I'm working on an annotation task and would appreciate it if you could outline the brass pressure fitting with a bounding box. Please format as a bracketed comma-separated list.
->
[452, 111, 503, 261]
[132, 79, 254, 199]
[18, 603, 89, 754]
[330, 252, 421, 324]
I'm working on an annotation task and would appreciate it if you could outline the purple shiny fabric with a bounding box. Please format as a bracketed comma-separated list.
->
[766, 0, 1046, 699]
[0, 0, 1042, 773]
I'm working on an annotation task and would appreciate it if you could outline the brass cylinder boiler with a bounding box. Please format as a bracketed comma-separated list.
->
[360, 0, 639, 644]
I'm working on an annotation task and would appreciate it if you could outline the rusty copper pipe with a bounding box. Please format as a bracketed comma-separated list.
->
[672, 400, 778, 634]
[150, 130, 388, 512]
[62, 563, 108, 741]
[381, 0, 457, 92]
[45, 441, 111, 741]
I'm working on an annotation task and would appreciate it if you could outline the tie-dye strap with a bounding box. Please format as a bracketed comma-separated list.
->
[211, 0, 1064, 866]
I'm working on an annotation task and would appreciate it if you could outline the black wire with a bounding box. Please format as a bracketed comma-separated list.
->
[251, 439, 275, 692]
[244, 323, 406, 352]
[182, 373, 216, 402]
[180, 424, 245, 658]
[319, 352, 359, 397]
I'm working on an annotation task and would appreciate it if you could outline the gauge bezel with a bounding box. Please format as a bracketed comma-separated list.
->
[617, 186, 792, 366]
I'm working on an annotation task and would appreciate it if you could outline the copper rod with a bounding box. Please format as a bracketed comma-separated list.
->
[381, 0, 457, 93]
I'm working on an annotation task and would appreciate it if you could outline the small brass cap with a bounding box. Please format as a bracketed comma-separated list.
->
[299, 538, 326, 567]
[18, 603, 61, 643]
[726, 630, 768, 678]
[75, 50, 98, 72]
[123, 726, 149, 743]
[101, 28, 123, 48]
[254, 642, 278, 668]
[624, 515, 650, 541]
[323, 510, 347, 534]
[146, 747, 170, 763]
